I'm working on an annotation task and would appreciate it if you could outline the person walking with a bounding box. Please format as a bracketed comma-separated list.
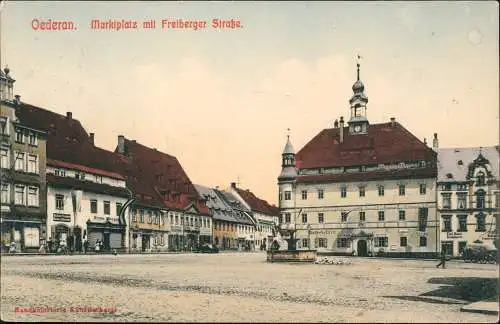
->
[436, 249, 447, 268]
[83, 239, 89, 254]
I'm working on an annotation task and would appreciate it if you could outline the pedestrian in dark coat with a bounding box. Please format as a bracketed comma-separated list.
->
[436, 249, 447, 268]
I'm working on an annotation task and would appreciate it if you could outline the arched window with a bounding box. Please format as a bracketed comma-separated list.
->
[476, 171, 485, 187]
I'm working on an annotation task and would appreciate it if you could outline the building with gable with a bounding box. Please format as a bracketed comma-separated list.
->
[217, 188, 256, 251]
[15, 102, 131, 252]
[1, 67, 48, 253]
[115, 136, 211, 252]
[277, 62, 439, 258]
[437, 146, 499, 257]
[228, 183, 280, 250]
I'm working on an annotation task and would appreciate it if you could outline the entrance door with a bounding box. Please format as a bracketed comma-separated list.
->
[357, 240, 368, 257]
[441, 241, 453, 256]
[103, 233, 110, 251]
[142, 235, 149, 252]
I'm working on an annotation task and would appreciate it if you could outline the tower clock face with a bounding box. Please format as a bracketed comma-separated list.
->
[354, 125, 362, 133]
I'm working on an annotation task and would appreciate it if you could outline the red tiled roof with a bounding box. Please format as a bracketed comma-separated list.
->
[47, 159, 124, 180]
[16, 103, 124, 175]
[47, 174, 130, 198]
[234, 187, 280, 216]
[116, 139, 210, 215]
[296, 167, 437, 184]
[296, 122, 437, 169]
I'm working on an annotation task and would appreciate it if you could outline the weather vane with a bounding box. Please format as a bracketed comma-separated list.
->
[286, 128, 291, 139]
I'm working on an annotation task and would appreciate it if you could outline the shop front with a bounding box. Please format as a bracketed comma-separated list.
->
[1, 215, 44, 253]
[86, 220, 125, 252]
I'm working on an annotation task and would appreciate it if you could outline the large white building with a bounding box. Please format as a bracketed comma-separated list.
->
[277, 63, 439, 258]
[437, 146, 499, 257]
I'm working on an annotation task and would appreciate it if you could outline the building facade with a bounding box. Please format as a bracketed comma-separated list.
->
[437, 147, 500, 257]
[46, 159, 129, 252]
[15, 98, 135, 253]
[277, 63, 439, 258]
[115, 136, 210, 252]
[217, 188, 256, 251]
[1, 67, 47, 253]
[228, 183, 280, 250]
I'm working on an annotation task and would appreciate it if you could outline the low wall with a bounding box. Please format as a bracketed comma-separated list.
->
[267, 250, 317, 263]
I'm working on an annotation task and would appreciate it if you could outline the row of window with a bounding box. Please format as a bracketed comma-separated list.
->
[281, 184, 428, 201]
[442, 214, 489, 232]
[54, 195, 122, 217]
[0, 149, 39, 174]
[15, 128, 39, 146]
[442, 192, 499, 209]
[0, 118, 39, 147]
[282, 208, 429, 228]
[441, 172, 487, 190]
[132, 209, 212, 229]
[1, 183, 39, 206]
[238, 224, 254, 233]
[302, 236, 428, 249]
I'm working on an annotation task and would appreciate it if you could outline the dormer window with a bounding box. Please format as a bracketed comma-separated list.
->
[446, 173, 453, 179]
[457, 160, 463, 166]
[476, 172, 485, 187]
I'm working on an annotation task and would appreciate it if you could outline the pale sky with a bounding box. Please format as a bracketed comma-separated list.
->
[1, 1, 498, 205]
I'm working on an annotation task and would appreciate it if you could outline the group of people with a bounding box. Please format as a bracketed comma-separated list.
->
[34, 237, 105, 254]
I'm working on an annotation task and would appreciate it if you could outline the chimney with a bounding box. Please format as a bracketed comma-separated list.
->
[231, 182, 236, 189]
[432, 133, 439, 149]
[334, 119, 339, 128]
[14, 94, 21, 105]
[339, 116, 344, 143]
[117, 135, 125, 154]
[66, 112, 72, 120]
[89, 133, 95, 145]
[390, 117, 396, 126]
[424, 138, 427, 145]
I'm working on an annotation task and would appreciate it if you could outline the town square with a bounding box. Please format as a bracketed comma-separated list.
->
[1, 1, 499, 323]
[1, 253, 498, 322]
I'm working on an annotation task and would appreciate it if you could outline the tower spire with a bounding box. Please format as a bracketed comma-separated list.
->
[348, 56, 369, 134]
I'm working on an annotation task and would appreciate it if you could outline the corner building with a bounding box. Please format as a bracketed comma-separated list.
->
[278, 63, 439, 258]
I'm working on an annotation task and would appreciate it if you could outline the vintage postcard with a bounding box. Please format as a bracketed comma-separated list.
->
[0, 1, 498, 323]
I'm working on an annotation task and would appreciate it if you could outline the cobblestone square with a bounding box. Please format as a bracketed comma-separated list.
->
[1, 253, 498, 322]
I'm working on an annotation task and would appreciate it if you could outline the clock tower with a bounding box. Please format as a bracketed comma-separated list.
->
[348, 62, 369, 135]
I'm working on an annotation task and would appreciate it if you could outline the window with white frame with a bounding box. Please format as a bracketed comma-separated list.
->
[318, 238, 328, 248]
[336, 238, 350, 248]
[378, 185, 385, 196]
[318, 213, 324, 223]
[27, 154, 38, 174]
[27, 187, 39, 207]
[359, 211, 366, 221]
[14, 152, 25, 171]
[457, 193, 467, 209]
[15, 185, 25, 205]
[104, 201, 111, 215]
[285, 213, 291, 223]
[359, 186, 366, 197]
[419, 183, 427, 195]
[301, 213, 308, 223]
[0, 148, 8, 168]
[0, 116, 8, 135]
[55, 194, 64, 210]
[399, 184, 406, 196]
[28, 132, 38, 146]
[317, 189, 324, 199]
[15, 129, 24, 143]
[374, 237, 388, 247]
[301, 190, 308, 200]
[1, 183, 9, 204]
[340, 186, 347, 198]
[284, 191, 291, 200]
